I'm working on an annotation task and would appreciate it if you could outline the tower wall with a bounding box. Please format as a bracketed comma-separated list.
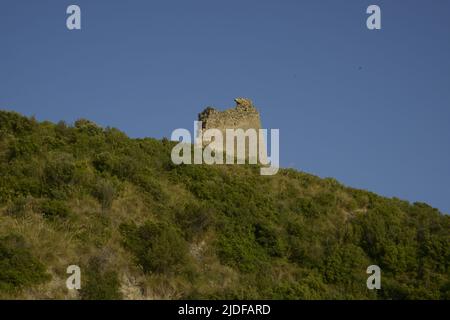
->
[198, 98, 266, 163]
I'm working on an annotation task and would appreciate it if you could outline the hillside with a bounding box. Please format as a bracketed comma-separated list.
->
[0, 110, 449, 299]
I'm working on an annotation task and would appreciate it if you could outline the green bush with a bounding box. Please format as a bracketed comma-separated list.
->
[7, 137, 39, 160]
[80, 257, 122, 300]
[92, 178, 118, 211]
[92, 152, 115, 173]
[175, 202, 214, 241]
[133, 173, 167, 201]
[215, 222, 270, 273]
[0, 235, 50, 293]
[74, 119, 103, 136]
[120, 221, 190, 274]
[0, 111, 37, 136]
[253, 222, 285, 257]
[323, 244, 369, 286]
[42, 152, 76, 198]
[39, 199, 71, 219]
[292, 197, 321, 217]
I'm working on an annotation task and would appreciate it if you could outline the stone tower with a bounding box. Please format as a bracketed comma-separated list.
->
[197, 98, 266, 163]
[198, 97, 262, 134]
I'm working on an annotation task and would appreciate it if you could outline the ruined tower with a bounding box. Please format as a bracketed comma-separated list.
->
[198, 98, 262, 133]
[197, 98, 266, 163]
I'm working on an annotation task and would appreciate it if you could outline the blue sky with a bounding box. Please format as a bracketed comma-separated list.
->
[1, 0, 449, 213]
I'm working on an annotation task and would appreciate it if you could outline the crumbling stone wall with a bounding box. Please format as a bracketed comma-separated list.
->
[198, 98, 262, 133]
[198, 98, 265, 162]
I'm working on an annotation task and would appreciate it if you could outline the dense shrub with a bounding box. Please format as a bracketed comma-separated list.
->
[39, 199, 71, 219]
[74, 119, 103, 136]
[215, 222, 270, 273]
[0, 235, 50, 293]
[80, 257, 122, 300]
[175, 202, 214, 241]
[42, 152, 76, 198]
[253, 222, 285, 257]
[120, 221, 190, 274]
[0, 111, 37, 136]
[92, 178, 119, 211]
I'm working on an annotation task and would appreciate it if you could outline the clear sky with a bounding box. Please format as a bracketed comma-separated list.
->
[1, 0, 449, 213]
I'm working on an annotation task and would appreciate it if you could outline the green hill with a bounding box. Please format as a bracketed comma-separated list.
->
[0, 110, 448, 299]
